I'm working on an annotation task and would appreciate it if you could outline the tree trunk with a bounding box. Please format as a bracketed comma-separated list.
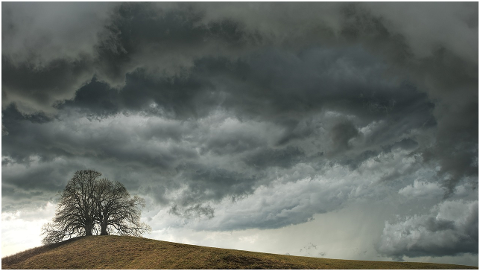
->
[100, 221, 108, 235]
[85, 223, 93, 236]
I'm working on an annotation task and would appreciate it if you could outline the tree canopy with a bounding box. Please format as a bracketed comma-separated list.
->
[42, 170, 150, 244]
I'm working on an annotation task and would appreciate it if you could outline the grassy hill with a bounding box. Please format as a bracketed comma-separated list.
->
[2, 235, 476, 269]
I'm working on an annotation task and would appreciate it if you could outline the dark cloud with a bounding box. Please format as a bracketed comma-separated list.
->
[2, 2, 114, 64]
[384, 138, 418, 152]
[329, 120, 360, 154]
[1, 156, 88, 212]
[201, 127, 265, 156]
[94, 3, 261, 86]
[416, 50, 478, 194]
[339, 5, 478, 193]
[244, 146, 304, 169]
[57, 78, 120, 118]
[176, 163, 258, 205]
[169, 203, 215, 220]
[378, 200, 478, 259]
[121, 68, 215, 119]
[2, 2, 477, 261]
[2, 57, 93, 114]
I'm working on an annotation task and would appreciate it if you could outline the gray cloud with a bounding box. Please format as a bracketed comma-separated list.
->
[2, 2, 115, 65]
[329, 120, 360, 154]
[2, 2, 116, 114]
[378, 200, 478, 259]
[363, 2, 478, 62]
[163, 148, 435, 231]
[2, 57, 93, 115]
[176, 163, 258, 205]
[2, 2, 477, 262]
[244, 146, 304, 169]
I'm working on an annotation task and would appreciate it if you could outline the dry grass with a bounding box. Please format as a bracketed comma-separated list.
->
[2, 235, 476, 269]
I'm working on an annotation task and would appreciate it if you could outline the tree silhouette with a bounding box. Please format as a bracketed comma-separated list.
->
[94, 178, 147, 236]
[42, 170, 150, 244]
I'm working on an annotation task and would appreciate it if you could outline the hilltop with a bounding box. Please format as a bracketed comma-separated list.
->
[2, 235, 476, 269]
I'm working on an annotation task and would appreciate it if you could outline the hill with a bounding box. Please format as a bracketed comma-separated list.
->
[2, 235, 476, 269]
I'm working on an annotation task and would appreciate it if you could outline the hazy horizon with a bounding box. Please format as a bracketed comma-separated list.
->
[2, 2, 478, 266]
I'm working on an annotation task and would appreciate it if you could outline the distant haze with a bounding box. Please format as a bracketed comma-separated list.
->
[2, 2, 478, 266]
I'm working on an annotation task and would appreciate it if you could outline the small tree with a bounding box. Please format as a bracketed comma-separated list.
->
[42, 170, 150, 244]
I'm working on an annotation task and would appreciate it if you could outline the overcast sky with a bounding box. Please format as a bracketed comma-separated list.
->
[1, 2, 478, 266]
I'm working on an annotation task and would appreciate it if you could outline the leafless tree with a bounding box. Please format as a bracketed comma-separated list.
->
[41, 170, 149, 244]
[94, 178, 149, 236]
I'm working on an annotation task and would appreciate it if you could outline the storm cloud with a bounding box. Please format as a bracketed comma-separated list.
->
[378, 200, 478, 260]
[2, 2, 477, 264]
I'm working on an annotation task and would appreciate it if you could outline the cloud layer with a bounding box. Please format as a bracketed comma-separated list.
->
[2, 2, 477, 262]
[379, 200, 478, 260]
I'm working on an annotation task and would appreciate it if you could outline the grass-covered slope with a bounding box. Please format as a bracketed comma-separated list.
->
[2, 235, 476, 269]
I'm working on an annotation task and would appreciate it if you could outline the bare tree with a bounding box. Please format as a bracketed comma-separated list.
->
[41, 222, 67, 244]
[94, 178, 150, 236]
[41, 170, 149, 244]
[43, 170, 100, 243]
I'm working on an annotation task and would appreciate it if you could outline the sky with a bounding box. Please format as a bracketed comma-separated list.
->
[1, 2, 478, 266]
